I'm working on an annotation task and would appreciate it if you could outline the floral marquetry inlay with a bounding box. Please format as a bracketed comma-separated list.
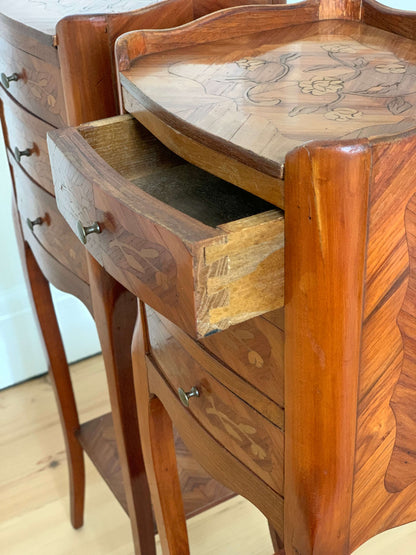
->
[124, 21, 416, 176]
[205, 395, 271, 470]
[106, 230, 178, 306]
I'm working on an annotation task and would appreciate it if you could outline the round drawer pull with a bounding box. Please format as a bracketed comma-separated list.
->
[178, 386, 200, 408]
[1, 72, 19, 89]
[14, 147, 32, 162]
[26, 217, 43, 231]
[77, 220, 101, 244]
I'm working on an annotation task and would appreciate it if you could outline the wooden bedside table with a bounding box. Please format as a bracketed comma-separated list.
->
[1, 1, 278, 552]
[48, 0, 416, 553]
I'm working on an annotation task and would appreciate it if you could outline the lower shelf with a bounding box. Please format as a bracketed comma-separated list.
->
[76, 412, 234, 519]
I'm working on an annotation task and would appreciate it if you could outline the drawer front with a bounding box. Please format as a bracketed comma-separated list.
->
[0, 35, 66, 127]
[200, 314, 284, 407]
[1, 88, 54, 193]
[49, 116, 284, 338]
[146, 307, 284, 495]
[11, 153, 89, 283]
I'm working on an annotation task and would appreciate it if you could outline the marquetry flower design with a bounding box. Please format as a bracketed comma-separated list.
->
[299, 76, 344, 96]
[26, 71, 60, 115]
[324, 107, 363, 121]
[206, 398, 267, 460]
[375, 62, 407, 74]
[47, 94, 56, 107]
[321, 43, 357, 53]
[27, 74, 57, 105]
[107, 234, 177, 302]
[237, 58, 267, 71]
[248, 350, 264, 368]
[233, 328, 265, 368]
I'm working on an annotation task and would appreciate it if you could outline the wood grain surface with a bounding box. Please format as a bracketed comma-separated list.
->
[284, 140, 371, 554]
[49, 116, 285, 338]
[0, 11, 58, 65]
[1, 1, 293, 550]
[115, 2, 320, 72]
[349, 132, 416, 552]
[120, 19, 416, 180]
[10, 172, 92, 311]
[1, 88, 54, 193]
[87, 256, 156, 554]
[0, 0, 165, 35]
[199, 312, 284, 408]
[0, 34, 65, 127]
[150, 308, 283, 428]
[146, 307, 284, 494]
[57, 0, 281, 126]
[11, 195, 86, 529]
[145, 356, 285, 543]
[122, 89, 285, 207]
[131, 302, 284, 551]
[114, 3, 416, 553]
[362, 0, 416, 42]
[26, 1, 416, 553]
[11, 152, 89, 283]
[8, 352, 416, 553]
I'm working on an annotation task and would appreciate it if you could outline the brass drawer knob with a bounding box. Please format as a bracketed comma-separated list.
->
[178, 386, 200, 408]
[77, 220, 101, 244]
[14, 147, 32, 162]
[26, 217, 43, 231]
[1, 72, 19, 89]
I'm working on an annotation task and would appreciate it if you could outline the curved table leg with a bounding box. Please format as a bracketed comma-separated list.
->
[12, 198, 85, 529]
[87, 255, 155, 555]
[132, 301, 190, 555]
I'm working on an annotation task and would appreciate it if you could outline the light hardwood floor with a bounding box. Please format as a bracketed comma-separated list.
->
[2, 354, 416, 554]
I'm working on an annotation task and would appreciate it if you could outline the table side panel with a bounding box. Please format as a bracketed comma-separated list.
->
[350, 133, 416, 551]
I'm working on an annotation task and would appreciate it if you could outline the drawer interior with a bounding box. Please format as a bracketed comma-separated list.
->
[51, 114, 285, 337]
[78, 116, 278, 228]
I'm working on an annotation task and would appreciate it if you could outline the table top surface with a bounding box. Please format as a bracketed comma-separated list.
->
[0, 0, 161, 35]
[122, 19, 416, 179]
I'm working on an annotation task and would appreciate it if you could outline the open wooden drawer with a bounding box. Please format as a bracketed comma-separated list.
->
[48, 114, 284, 338]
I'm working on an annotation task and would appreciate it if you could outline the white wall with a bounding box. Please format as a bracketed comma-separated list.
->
[384, 0, 415, 7]
[0, 129, 100, 389]
[286, 0, 416, 7]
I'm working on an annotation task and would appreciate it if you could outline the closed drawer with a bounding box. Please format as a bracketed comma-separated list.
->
[49, 114, 284, 338]
[0, 35, 66, 127]
[146, 306, 284, 494]
[200, 312, 284, 408]
[11, 152, 89, 283]
[1, 88, 54, 193]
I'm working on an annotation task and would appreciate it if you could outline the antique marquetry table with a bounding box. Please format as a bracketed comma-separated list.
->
[48, 0, 416, 553]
